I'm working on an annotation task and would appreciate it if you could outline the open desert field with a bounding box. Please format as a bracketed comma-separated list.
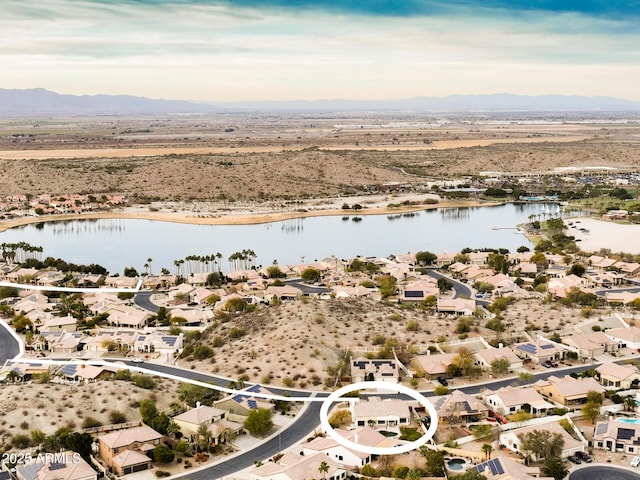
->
[0, 113, 639, 202]
[180, 295, 640, 390]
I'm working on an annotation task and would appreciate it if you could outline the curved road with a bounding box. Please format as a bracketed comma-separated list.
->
[570, 465, 640, 480]
[0, 320, 20, 363]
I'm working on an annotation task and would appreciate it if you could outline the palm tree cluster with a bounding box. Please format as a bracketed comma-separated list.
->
[227, 249, 257, 271]
[1, 242, 43, 264]
[172, 253, 224, 277]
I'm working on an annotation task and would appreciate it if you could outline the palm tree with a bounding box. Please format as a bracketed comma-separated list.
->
[146, 257, 153, 275]
[482, 443, 493, 460]
[318, 461, 329, 479]
[624, 396, 637, 412]
[167, 421, 182, 439]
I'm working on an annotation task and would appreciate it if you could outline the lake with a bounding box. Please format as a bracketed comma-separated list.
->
[0, 203, 559, 275]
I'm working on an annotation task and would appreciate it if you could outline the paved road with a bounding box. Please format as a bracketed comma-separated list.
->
[174, 401, 323, 480]
[594, 287, 640, 297]
[134, 291, 161, 313]
[423, 269, 473, 299]
[570, 465, 640, 480]
[0, 321, 20, 363]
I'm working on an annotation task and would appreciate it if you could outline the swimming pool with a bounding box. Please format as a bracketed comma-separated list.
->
[617, 418, 640, 424]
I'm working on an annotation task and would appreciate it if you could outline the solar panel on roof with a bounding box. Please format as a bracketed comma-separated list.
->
[405, 291, 424, 298]
[519, 343, 537, 354]
[618, 428, 636, 440]
[247, 400, 258, 409]
[60, 364, 77, 375]
[595, 423, 609, 435]
[162, 336, 177, 346]
[232, 395, 244, 403]
[49, 463, 66, 471]
[137, 336, 145, 341]
[541, 344, 554, 349]
[489, 458, 504, 475]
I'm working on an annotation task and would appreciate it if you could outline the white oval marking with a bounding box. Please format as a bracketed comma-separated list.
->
[319, 381, 438, 455]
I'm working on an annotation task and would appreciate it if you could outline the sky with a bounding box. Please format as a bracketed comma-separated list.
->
[1, 0, 640, 102]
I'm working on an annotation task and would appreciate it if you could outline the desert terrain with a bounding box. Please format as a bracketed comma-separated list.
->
[0, 113, 639, 202]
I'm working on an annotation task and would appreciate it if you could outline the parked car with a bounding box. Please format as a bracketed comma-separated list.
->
[567, 456, 582, 464]
[436, 376, 449, 386]
[575, 451, 592, 463]
[131, 357, 144, 363]
[632, 456, 640, 468]
[543, 360, 557, 368]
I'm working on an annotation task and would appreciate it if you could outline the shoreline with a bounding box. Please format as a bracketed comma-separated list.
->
[0, 199, 501, 232]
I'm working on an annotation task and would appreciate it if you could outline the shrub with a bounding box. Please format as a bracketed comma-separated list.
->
[133, 374, 157, 389]
[81, 417, 103, 429]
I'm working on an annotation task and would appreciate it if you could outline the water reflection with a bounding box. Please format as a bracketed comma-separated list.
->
[0, 203, 562, 275]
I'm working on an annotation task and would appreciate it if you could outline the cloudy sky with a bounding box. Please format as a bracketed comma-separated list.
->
[1, 0, 639, 101]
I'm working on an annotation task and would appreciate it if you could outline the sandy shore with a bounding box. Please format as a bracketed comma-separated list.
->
[0, 196, 497, 233]
[568, 217, 640, 254]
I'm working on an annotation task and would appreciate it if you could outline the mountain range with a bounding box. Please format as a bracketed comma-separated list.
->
[2, 88, 640, 116]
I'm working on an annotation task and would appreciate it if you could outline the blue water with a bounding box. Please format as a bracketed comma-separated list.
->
[617, 418, 640, 424]
[0, 202, 559, 276]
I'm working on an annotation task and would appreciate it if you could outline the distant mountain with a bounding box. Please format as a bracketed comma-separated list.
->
[1, 88, 640, 115]
[218, 93, 640, 112]
[0, 88, 223, 116]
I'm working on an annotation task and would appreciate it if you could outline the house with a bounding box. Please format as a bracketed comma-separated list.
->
[97, 425, 163, 475]
[105, 306, 151, 329]
[474, 347, 523, 372]
[15, 452, 96, 480]
[400, 278, 439, 302]
[593, 420, 640, 454]
[432, 390, 489, 424]
[39, 315, 77, 332]
[411, 353, 457, 379]
[482, 386, 555, 417]
[561, 331, 619, 359]
[57, 363, 120, 383]
[172, 404, 227, 436]
[214, 384, 275, 422]
[436, 298, 476, 316]
[264, 285, 301, 301]
[512, 339, 565, 365]
[38, 331, 84, 354]
[350, 397, 411, 433]
[134, 331, 183, 356]
[84, 330, 138, 352]
[250, 452, 346, 480]
[0, 360, 50, 382]
[499, 420, 585, 460]
[547, 274, 586, 298]
[302, 426, 388, 467]
[605, 327, 640, 349]
[534, 375, 605, 407]
[350, 357, 400, 383]
[472, 456, 553, 480]
[605, 291, 640, 306]
[168, 307, 215, 326]
[596, 362, 640, 390]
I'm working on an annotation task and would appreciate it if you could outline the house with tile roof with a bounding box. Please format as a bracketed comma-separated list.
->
[437, 298, 476, 316]
[472, 456, 553, 480]
[302, 426, 388, 467]
[97, 425, 163, 476]
[213, 384, 275, 422]
[432, 390, 489, 424]
[512, 339, 565, 365]
[411, 353, 457, 379]
[605, 326, 640, 349]
[596, 362, 640, 390]
[474, 347, 523, 372]
[350, 357, 400, 383]
[250, 452, 345, 480]
[400, 278, 439, 302]
[593, 420, 640, 454]
[172, 404, 228, 436]
[561, 331, 619, 359]
[534, 375, 605, 407]
[15, 451, 96, 480]
[481, 386, 555, 417]
[350, 397, 411, 433]
[500, 419, 586, 460]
